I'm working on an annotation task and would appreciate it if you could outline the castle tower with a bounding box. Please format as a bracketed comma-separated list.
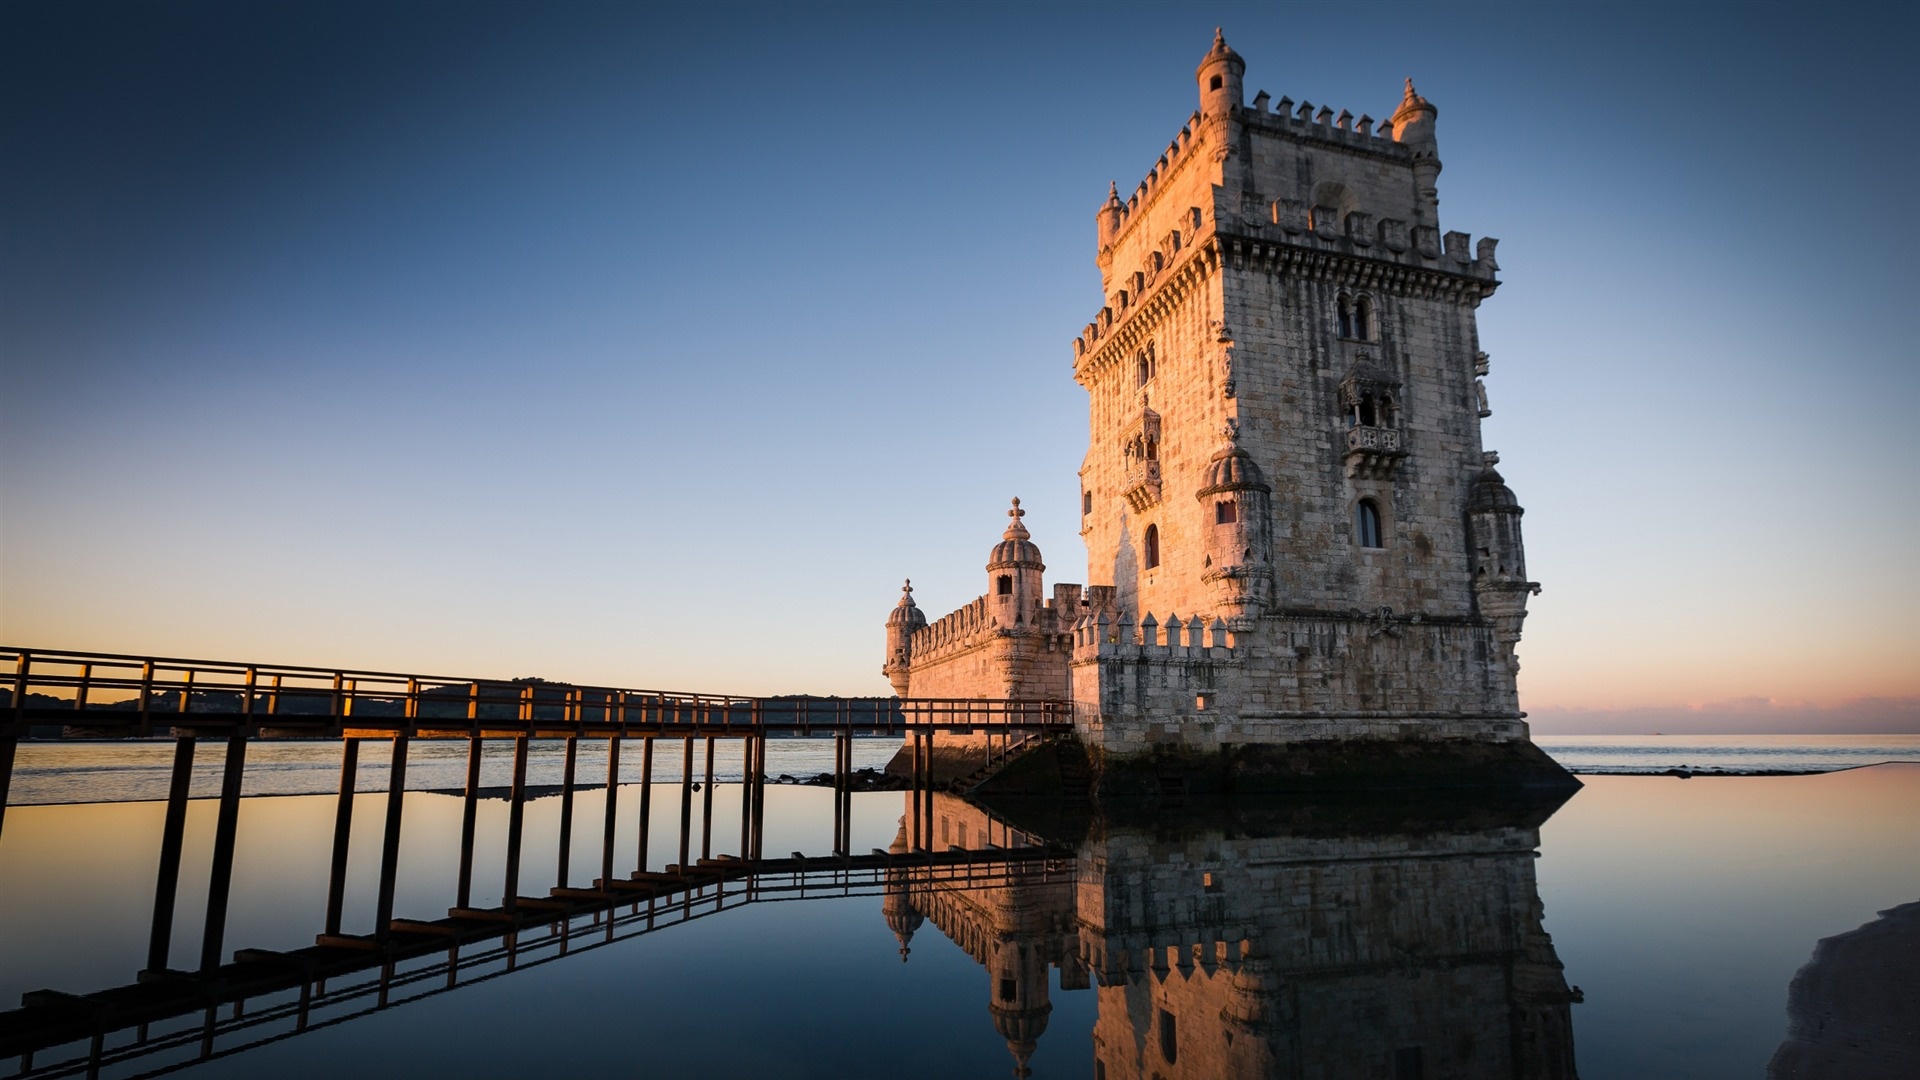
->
[1058, 30, 1562, 784]
[890, 32, 1569, 792]
[883, 580, 925, 697]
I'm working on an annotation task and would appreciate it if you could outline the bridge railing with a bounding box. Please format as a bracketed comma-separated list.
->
[1, 647, 1072, 737]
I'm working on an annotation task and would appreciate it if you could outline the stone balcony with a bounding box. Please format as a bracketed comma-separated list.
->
[1344, 425, 1407, 479]
[1122, 459, 1162, 511]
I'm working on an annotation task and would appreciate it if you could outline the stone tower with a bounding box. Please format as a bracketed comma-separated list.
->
[891, 32, 1570, 792]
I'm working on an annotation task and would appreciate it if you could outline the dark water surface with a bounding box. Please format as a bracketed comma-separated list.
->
[2, 751, 1915, 1079]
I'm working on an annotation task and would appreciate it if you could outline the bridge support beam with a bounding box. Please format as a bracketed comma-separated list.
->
[600, 736, 621, 890]
[503, 736, 528, 913]
[556, 736, 577, 888]
[144, 735, 196, 974]
[637, 736, 654, 872]
[199, 731, 247, 973]
[324, 739, 358, 936]
[373, 733, 410, 942]
[456, 736, 483, 909]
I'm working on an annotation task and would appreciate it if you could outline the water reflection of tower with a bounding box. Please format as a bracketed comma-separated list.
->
[889, 791, 1580, 1079]
[882, 796, 1085, 1076]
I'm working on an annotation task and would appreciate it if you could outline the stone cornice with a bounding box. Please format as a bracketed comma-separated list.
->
[1215, 234, 1501, 303]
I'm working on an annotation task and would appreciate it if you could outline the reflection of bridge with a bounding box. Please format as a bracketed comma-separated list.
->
[4, 844, 1072, 1078]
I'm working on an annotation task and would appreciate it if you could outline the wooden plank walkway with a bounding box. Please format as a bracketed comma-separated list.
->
[3, 647, 1072, 740]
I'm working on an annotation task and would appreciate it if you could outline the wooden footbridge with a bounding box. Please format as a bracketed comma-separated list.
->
[0, 647, 1077, 1079]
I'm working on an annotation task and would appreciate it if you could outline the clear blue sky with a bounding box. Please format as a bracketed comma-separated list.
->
[3, 2, 1915, 732]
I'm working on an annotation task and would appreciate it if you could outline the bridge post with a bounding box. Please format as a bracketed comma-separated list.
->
[144, 735, 196, 973]
[738, 737, 752, 858]
[325, 739, 359, 936]
[556, 735, 577, 888]
[600, 735, 621, 888]
[503, 735, 529, 913]
[700, 735, 716, 862]
[637, 736, 654, 872]
[456, 736, 483, 909]
[751, 733, 766, 860]
[199, 730, 248, 973]
[373, 731, 410, 942]
[677, 735, 693, 869]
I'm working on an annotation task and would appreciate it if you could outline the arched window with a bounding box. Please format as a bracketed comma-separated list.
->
[1356, 499, 1384, 549]
[996, 574, 1013, 595]
[1355, 295, 1374, 340]
[1357, 393, 1377, 427]
[1336, 294, 1357, 339]
[1135, 344, 1156, 387]
[1215, 499, 1237, 524]
[1082, 490, 1093, 515]
[1159, 1009, 1178, 1064]
[1143, 525, 1161, 569]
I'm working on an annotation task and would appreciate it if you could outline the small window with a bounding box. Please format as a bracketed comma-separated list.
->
[1356, 295, 1375, 340]
[1144, 525, 1160, 569]
[1209, 75, 1222, 91]
[999, 977, 1016, 1003]
[1215, 499, 1237, 524]
[1337, 294, 1357, 339]
[996, 574, 1013, 595]
[1357, 500, 1384, 549]
[1082, 490, 1093, 515]
[1159, 1009, 1178, 1063]
[1135, 345, 1156, 387]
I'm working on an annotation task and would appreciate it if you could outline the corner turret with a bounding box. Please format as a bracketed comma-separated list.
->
[1196, 435, 1272, 626]
[987, 498, 1045, 629]
[883, 579, 926, 697]
[1389, 78, 1442, 217]
[1467, 453, 1541, 686]
[1196, 27, 1245, 119]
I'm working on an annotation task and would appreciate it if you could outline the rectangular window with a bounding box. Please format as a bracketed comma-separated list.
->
[1215, 499, 1237, 524]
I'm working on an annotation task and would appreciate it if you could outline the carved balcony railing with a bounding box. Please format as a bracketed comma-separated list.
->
[1344, 425, 1406, 479]
[1122, 459, 1162, 512]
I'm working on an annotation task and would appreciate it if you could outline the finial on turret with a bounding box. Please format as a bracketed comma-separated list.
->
[1213, 26, 1225, 49]
[1003, 497, 1029, 540]
[1393, 77, 1436, 121]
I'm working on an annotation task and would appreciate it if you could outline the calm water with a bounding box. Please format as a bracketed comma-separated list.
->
[2, 747, 1916, 1079]
[12, 734, 1920, 806]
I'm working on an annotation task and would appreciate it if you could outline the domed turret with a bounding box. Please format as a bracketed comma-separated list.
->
[1197, 439, 1273, 625]
[1196, 27, 1245, 119]
[987, 498, 1046, 629]
[883, 579, 925, 696]
[1097, 180, 1125, 251]
[1389, 78, 1442, 213]
[1466, 454, 1540, 689]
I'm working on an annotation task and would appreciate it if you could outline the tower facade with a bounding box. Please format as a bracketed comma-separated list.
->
[889, 32, 1564, 790]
